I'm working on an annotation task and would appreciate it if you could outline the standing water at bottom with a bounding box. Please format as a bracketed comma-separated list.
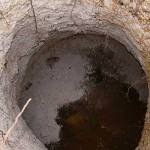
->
[19, 39, 148, 150]
[45, 46, 147, 150]
[45, 75, 147, 150]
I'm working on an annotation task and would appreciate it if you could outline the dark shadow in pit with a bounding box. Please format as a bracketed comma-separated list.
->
[45, 46, 147, 150]
[46, 77, 147, 150]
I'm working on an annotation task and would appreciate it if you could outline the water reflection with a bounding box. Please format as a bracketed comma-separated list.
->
[45, 46, 147, 150]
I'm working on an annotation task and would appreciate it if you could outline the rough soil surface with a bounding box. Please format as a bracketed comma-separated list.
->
[0, 0, 150, 150]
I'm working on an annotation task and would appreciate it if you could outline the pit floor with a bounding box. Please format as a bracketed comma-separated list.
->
[18, 35, 148, 150]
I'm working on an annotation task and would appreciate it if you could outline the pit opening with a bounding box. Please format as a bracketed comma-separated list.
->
[18, 34, 149, 150]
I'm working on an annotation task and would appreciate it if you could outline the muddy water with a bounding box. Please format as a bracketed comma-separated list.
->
[45, 76, 147, 150]
[45, 46, 147, 150]
[19, 36, 148, 149]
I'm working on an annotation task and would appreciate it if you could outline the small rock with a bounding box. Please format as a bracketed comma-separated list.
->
[103, 0, 113, 9]
[142, 0, 150, 13]
[129, 2, 136, 9]
[119, 0, 130, 5]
